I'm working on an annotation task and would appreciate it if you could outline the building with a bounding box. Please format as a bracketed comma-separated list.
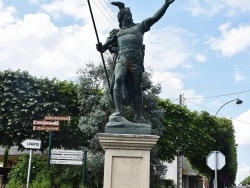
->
[165, 156, 206, 188]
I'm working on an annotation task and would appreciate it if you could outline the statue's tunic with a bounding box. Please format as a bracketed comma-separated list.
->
[115, 20, 150, 73]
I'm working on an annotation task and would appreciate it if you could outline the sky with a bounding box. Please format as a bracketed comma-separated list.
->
[0, 0, 250, 185]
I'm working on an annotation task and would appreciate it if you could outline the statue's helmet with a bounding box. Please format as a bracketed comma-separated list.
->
[111, 2, 131, 28]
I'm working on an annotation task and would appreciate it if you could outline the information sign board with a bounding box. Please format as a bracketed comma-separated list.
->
[50, 160, 82, 165]
[50, 149, 84, 166]
[33, 126, 59, 131]
[45, 116, 70, 121]
[33, 120, 59, 126]
[21, 139, 41, 150]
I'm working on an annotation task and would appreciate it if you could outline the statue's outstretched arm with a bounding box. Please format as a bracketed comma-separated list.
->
[144, 0, 175, 28]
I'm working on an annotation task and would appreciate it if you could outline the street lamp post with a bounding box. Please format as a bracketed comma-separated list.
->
[215, 98, 243, 116]
[214, 98, 242, 188]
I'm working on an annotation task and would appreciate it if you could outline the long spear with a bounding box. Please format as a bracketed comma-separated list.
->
[86, 0, 111, 88]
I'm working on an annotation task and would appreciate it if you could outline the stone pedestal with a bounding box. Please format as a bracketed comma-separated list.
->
[98, 133, 159, 188]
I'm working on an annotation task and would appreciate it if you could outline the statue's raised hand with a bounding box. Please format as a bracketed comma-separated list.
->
[166, 0, 175, 5]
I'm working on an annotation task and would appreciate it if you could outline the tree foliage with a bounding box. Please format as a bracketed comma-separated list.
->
[241, 176, 250, 185]
[0, 69, 84, 150]
[158, 99, 237, 187]
[7, 154, 47, 186]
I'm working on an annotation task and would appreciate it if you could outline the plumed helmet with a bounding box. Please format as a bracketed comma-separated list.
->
[111, 1, 131, 28]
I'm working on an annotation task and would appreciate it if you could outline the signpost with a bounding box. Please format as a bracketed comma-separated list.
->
[206, 151, 226, 188]
[50, 149, 84, 165]
[32, 115, 70, 170]
[33, 120, 60, 132]
[45, 116, 70, 121]
[33, 120, 59, 126]
[50, 149, 87, 186]
[33, 126, 59, 131]
[21, 139, 41, 150]
[21, 139, 41, 188]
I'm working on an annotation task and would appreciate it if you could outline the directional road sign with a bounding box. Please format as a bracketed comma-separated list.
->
[51, 149, 83, 155]
[206, 151, 225, 170]
[33, 120, 59, 126]
[50, 160, 83, 165]
[21, 139, 41, 150]
[50, 149, 84, 166]
[51, 155, 82, 160]
[45, 116, 70, 121]
[33, 126, 59, 131]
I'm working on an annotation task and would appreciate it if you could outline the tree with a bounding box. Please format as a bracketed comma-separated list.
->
[158, 99, 237, 187]
[77, 60, 166, 187]
[241, 176, 250, 186]
[7, 154, 47, 186]
[1, 69, 87, 187]
[0, 69, 84, 150]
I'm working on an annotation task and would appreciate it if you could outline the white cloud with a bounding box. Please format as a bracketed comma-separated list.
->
[145, 27, 192, 71]
[184, 0, 225, 16]
[184, 0, 250, 16]
[0, 11, 101, 80]
[41, 0, 86, 20]
[142, 26, 205, 102]
[0, 1, 17, 27]
[236, 164, 250, 185]
[208, 22, 250, 57]
[40, 0, 116, 31]
[234, 68, 245, 82]
[225, 0, 250, 13]
[151, 71, 204, 105]
[152, 71, 183, 100]
[195, 53, 206, 63]
[233, 110, 250, 146]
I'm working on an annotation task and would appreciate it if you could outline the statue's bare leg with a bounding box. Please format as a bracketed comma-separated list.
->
[112, 63, 127, 116]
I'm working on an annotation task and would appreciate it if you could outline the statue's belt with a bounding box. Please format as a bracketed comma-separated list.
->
[118, 47, 143, 55]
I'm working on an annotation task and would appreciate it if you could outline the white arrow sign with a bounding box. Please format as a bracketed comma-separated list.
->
[21, 139, 41, 150]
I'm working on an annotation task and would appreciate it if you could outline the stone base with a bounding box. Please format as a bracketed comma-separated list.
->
[105, 115, 151, 134]
[98, 133, 159, 188]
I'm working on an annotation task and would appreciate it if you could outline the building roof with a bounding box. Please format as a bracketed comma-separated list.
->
[0, 146, 44, 156]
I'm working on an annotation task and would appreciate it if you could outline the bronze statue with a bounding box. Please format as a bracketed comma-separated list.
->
[97, 0, 175, 131]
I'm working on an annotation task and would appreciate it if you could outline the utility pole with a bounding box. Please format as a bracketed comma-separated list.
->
[177, 94, 183, 188]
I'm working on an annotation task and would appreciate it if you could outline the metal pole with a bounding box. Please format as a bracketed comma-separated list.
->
[26, 149, 33, 188]
[87, 0, 111, 88]
[48, 131, 53, 170]
[177, 94, 183, 188]
[177, 154, 180, 188]
[82, 149, 87, 187]
[214, 151, 218, 188]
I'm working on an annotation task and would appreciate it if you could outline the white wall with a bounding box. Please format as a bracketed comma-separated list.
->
[164, 156, 178, 186]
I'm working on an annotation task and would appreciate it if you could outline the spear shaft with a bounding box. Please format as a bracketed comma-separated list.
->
[87, 0, 111, 88]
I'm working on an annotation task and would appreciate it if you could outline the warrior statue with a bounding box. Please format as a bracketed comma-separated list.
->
[97, 0, 175, 128]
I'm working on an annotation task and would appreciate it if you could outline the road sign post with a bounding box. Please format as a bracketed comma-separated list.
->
[50, 149, 84, 165]
[82, 149, 87, 186]
[206, 151, 226, 188]
[33, 120, 59, 126]
[32, 115, 69, 170]
[21, 140, 41, 150]
[21, 139, 41, 188]
[44, 116, 70, 121]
